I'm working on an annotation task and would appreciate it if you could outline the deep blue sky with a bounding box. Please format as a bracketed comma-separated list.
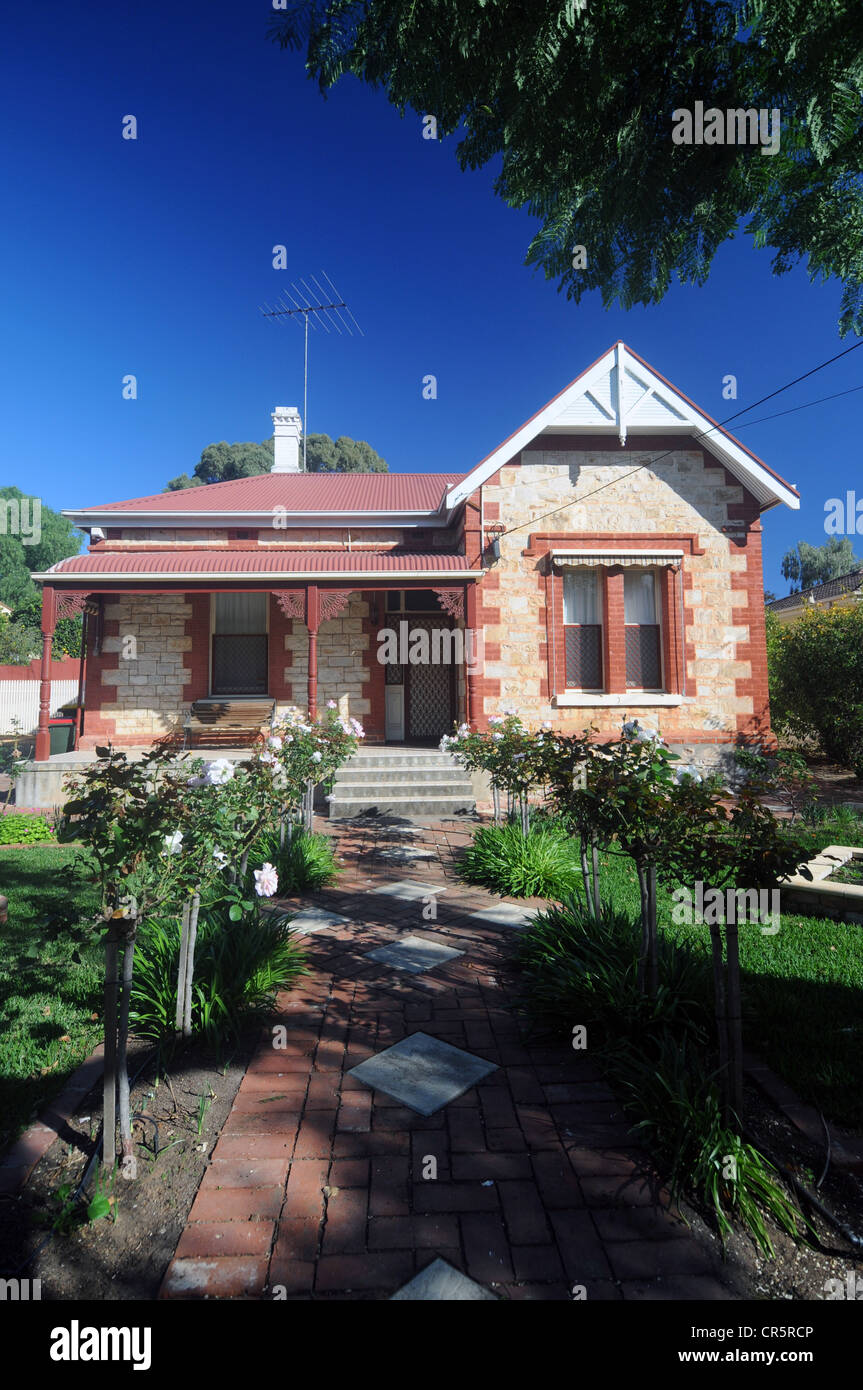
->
[2, 1, 860, 594]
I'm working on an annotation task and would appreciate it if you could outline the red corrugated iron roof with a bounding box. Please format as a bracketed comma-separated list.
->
[78, 472, 465, 515]
[41, 550, 475, 579]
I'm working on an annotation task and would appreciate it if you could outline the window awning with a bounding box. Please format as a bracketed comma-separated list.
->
[551, 549, 684, 570]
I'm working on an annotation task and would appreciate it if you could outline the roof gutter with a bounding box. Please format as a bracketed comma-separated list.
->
[61, 509, 453, 527]
[31, 567, 486, 584]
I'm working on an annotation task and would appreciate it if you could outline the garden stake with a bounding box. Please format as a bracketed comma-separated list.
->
[725, 913, 743, 1117]
[579, 836, 595, 919]
[708, 916, 730, 1114]
[591, 834, 601, 920]
[116, 921, 138, 1180]
[647, 863, 659, 998]
[636, 863, 650, 993]
[102, 930, 119, 1171]
[175, 898, 191, 1035]
[182, 892, 201, 1036]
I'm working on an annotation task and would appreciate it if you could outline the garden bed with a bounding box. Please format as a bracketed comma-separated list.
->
[0, 1034, 258, 1299]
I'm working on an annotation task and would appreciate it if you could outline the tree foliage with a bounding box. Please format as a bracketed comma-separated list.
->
[0, 616, 40, 665]
[787, 536, 862, 590]
[166, 433, 387, 489]
[305, 434, 388, 472]
[10, 595, 82, 660]
[780, 536, 860, 592]
[0, 489, 82, 660]
[269, 0, 863, 333]
[0, 487, 81, 609]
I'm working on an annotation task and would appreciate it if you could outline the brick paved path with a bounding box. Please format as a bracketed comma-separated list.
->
[160, 818, 734, 1301]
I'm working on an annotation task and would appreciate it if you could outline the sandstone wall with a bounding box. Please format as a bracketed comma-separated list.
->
[282, 593, 371, 722]
[98, 594, 192, 738]
[477, 448, 763, 752]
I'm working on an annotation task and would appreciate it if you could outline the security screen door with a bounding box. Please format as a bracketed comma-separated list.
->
[211, 593, 268, 695]
[406, 617, 454, 740]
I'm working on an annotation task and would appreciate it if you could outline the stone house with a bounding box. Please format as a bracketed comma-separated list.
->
[28, 342, 798, 798]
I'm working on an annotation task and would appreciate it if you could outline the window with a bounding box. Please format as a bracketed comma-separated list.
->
[214, 593, 267, 633]
[563, 570, 603, 690]
[624, 570, 662, 689]
[212, 593, 268, 696]
[386, 589, 441, 613]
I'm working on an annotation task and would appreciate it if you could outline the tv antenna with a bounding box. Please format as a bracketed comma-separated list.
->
[260, 273, 363, 472]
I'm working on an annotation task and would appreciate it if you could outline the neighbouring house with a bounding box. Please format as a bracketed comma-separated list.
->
[766, 570, 863, 625]
[22, 342, 799, 809]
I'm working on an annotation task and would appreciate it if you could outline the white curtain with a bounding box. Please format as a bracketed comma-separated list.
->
[214, 593, 267, 634]
[563, 570, 600, 624]
[624, 571, 657, 624]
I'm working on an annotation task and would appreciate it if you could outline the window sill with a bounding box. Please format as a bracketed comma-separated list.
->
[555, 692, 685, 707]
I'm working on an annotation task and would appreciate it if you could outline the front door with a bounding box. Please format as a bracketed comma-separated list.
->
[211, 593, 268, 695]
[406, 617, 454, 742]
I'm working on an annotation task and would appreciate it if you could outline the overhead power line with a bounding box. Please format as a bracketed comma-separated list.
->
[489, 339, 863, 546]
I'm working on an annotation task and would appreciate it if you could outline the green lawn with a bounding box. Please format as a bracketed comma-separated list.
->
[0, 844, 103, 1151]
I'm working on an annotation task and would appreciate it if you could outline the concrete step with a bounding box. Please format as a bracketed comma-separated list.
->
[333, 768, 474, 789]
[344, 753, 457, 770]
[330, 745, 475, 817]
[329, 793, 476, 819]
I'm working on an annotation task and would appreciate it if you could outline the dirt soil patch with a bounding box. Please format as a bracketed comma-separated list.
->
[0, 1032, 258, 1300]
[802, 753, 863, 807]
[719, 1079, 863, 1300]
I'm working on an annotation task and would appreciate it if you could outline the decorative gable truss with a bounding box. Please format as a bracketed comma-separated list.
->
[445, 342, 800, 514]
[553, 343, 688, 444]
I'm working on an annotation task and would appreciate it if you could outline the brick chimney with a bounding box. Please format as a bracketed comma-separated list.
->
[271, 406, 303, 472]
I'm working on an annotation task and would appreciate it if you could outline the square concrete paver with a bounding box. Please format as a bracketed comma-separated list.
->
[377, 847, 436, 862]
[391, 1257, 497, 1301]
[371, 880, 447, 902]
[363, 935, 464, 975]
[349, 1031, 497, 1116]
[468, 903, 538, 930]
[288, 909, 350, 935]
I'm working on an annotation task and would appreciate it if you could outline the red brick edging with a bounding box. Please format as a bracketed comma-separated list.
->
[0, 1044, 105, 1194]
[744, 1052, 863, 1175]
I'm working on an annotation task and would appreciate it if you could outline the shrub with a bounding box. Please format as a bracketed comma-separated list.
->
[131, 902, 308, 1045]
[516, 896, 707, 1046]
[249, 827, 338, 894]
[0, 812, 55, 846]
[767, 605, 863, 775]
[459, 822, 582, 899]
